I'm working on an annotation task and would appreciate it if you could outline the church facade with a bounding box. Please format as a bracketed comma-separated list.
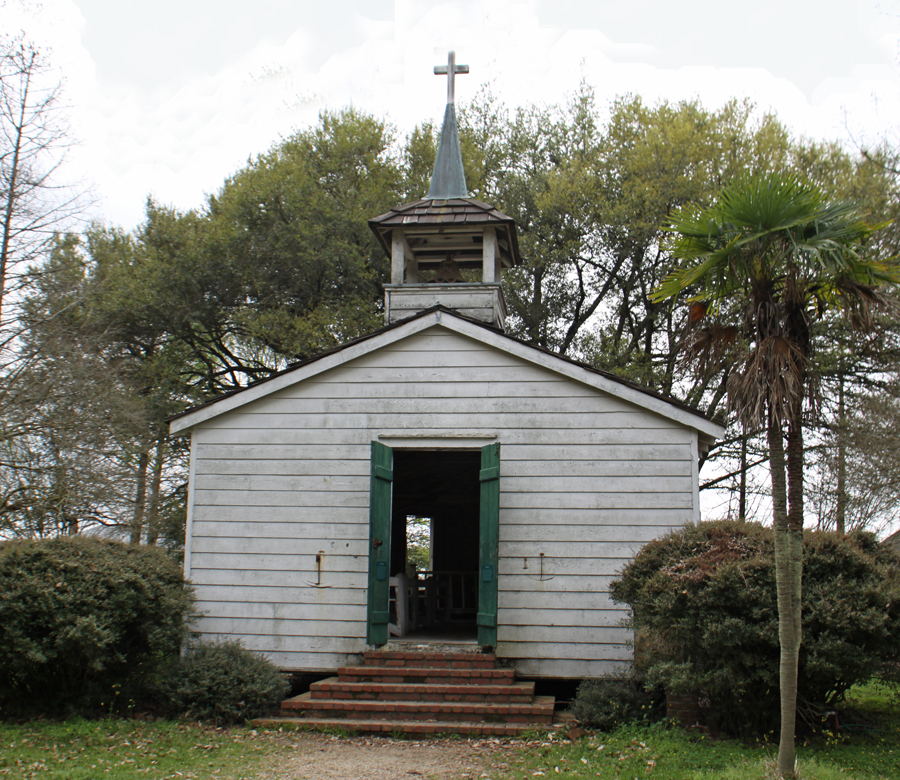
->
[169, 54, 723, 679]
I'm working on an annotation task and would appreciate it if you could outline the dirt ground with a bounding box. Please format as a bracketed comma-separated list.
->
[252, 731, 527, 780]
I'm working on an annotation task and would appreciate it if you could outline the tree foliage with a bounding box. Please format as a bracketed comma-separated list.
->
[0, 536, 194, 714]
[653, 173, 898, 776]
[612, 521, 900, 737]
[2, 84, 900, 545]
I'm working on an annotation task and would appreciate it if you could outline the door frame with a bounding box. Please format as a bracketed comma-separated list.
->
[366, 438, 500, 648]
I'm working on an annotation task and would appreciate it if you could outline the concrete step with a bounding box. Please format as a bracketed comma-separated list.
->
[252, 715, 555, 737]
[282, 692, 555, 724]
[307, 676, 535, 703]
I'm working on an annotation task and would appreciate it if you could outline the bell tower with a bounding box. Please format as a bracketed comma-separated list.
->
[369, 52, 522, 331]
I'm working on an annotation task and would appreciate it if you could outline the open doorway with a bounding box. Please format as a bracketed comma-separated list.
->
[389, 449, 480, 639]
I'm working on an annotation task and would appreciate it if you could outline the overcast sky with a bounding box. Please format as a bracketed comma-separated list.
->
[5, 0, 900, 230]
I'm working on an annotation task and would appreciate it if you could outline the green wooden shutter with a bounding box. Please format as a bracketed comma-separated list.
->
[477, 442, 500, 647]
[367, 441, 393, 646]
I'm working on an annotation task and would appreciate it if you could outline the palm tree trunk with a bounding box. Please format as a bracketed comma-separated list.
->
[769, 403, 798, 779]
[739, 422, 748, 521]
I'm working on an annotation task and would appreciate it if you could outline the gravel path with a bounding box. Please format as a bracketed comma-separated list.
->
[252, 731, 525, 780]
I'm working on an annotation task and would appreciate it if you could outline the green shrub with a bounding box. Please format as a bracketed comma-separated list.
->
[570, 674, 661, 730]
[159, 640, 289, 724]
[0, 536, 194, 715]
[611, 521, 900, 736]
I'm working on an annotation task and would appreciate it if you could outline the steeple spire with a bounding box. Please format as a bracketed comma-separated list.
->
[427, 51, 469, 200]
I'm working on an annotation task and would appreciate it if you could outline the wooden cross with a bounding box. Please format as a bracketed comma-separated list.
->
[434, 51, 469, 105]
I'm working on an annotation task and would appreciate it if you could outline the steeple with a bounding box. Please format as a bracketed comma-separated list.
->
[368, 51, 523, 331]
[426, 52, 469, 200]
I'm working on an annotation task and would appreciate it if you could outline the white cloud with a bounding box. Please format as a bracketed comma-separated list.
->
[5, 0, 900, 229]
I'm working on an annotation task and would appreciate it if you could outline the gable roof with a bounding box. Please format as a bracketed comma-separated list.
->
[169, 306, 725, 442]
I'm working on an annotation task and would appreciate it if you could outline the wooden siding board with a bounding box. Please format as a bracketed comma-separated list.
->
[190, 569, 370, 590]
[193, 633, 365, 653]
[499, 524, 683, 543]
[189, 553, 368, 576]
[499, 508, 692, 525]
[192, 489, 370, 507]
[192, 505, 367, 523]
[185, 325, 707, 677]
[496, 642, 633, 661]
[275, 378, 597, 401]
[203, 411, 677, 431]
[499, 591, 618, 609]
[497, 607, 622, 624]
[193, 427, 691, 446]
[499, 493, 692, 510]
[199, 617, 365, 638]
[499, 625, 629, 644]
[194, 586, 367, 605]
[194, 601, 366, 622]
[191, 520, 368, 539]
[498, 560, 630, 577]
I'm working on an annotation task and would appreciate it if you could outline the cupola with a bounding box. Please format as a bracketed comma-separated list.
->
[369, 52, 522, 331]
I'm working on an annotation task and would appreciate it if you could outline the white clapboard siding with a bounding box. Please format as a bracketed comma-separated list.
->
[195, 458, 369, 476]
[499, 625, 629, 644]
[499, 574, 619, 608]
[189, 552, 368, 576]
[191, 536, 366, 556]
[495, 641, 633, 661]
[185, 324, 704, 676]
[194, 601, 366, 622]
[504, 443, 692, 461]
[195, 585, 368, 605]
[200, 617, 364, 638]
[503, 459, 691, 477]
[190, 570, 370, 593]
[278, 378, 597, 401]
[193, 505, 367, 523]
[499, 507, 691, 525]
[192, 489, 369, 508]
[192, 521, 369, 539]
[498, 560, 628, 578]
[204, 412, 677, 432]
[498, 607, 622, 624]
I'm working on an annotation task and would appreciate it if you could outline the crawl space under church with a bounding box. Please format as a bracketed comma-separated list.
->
[169, 53, 724, 684]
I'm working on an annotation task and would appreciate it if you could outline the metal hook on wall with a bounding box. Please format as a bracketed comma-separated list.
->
[305, 551, 331, 588]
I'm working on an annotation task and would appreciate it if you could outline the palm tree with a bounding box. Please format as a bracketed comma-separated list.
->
[651, 173, 897, 779]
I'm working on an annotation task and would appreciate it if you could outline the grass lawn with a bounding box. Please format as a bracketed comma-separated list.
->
[511, 682, 900, 780]
[0, 718, 274, 779]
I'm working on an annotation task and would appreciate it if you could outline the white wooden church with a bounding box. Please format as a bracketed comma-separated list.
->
[169, 55, 724, 680]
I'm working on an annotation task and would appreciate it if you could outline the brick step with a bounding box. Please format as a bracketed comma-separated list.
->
[362, 651, 496, 669]
[252, 715, 554, 737]
[282, 693, 555, 724]
[336, 665, 516, 684]
[308, 677, 535, 703]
